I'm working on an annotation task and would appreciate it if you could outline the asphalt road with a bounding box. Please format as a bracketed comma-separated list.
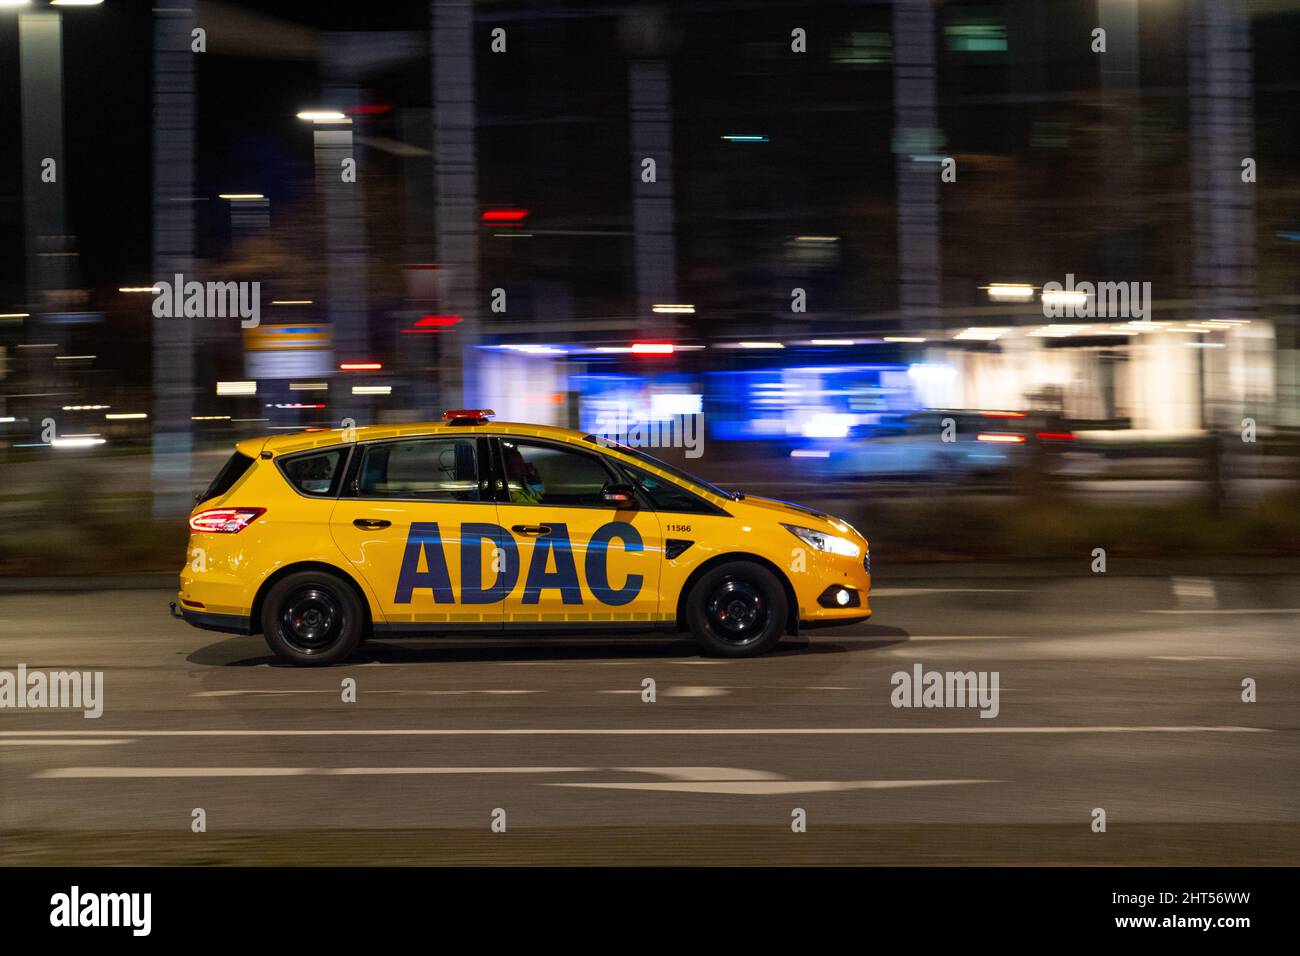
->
[1, 573, 1297, 865]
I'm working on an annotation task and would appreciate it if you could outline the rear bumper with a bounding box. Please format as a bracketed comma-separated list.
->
[172, 600, 252, 635]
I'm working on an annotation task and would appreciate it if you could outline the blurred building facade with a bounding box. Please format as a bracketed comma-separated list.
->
[2, 0, 1299, 485]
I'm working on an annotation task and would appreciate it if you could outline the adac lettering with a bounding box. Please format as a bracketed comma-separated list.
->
[393, 521, 644, 606]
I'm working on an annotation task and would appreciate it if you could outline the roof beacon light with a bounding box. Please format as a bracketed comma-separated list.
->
[442, 409, 496, 425]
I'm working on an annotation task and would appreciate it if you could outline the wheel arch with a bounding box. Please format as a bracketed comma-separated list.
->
[674, 551, 800, 636]
[250, 561, 374, 636]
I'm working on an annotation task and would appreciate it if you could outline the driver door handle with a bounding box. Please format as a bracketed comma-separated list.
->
[353, 519, 392, 530]
[511, 524, 551, 536]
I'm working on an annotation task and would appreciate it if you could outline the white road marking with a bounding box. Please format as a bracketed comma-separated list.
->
[192, 689, 538, 698]
[0, 739, 132, 747]
[499, 659, 705, 667]
[1172, 576, 1217, 608]
[4, 725, 1271, 739]
[870, 588, 1029, 597]
[834, 634, 1030, 641]
[664, 686, 730, 697]
[1143, 608, 1300, 615]
[617, 767, 781, 781]
[40, 768, 316, 778]
[37, 767, 593, 779]
[667, 659, 733, 665]
[36, 765, 781, 781]
[550, 779, 998, 795]
[906, 635, 1033, 641]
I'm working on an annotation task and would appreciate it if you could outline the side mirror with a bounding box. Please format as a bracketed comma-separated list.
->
[602, 483, 637, 507]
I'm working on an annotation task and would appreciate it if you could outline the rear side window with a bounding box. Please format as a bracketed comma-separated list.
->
[356, 438, 479, 501]
[280, 448, 348, 496]
[200, 451, 255, 504]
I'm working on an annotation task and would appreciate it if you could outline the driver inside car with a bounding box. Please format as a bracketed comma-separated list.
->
[502, 444, 545, 504]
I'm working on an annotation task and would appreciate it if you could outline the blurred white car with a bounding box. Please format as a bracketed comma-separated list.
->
[823, 410, 1074, 481]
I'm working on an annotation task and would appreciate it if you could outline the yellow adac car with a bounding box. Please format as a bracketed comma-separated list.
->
[173, 410, 871, 665]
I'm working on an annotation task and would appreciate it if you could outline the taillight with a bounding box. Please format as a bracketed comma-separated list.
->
[976, 433, 1025, 444]
[189, 508, 266, 533]
[1036, 431, 1075, 442]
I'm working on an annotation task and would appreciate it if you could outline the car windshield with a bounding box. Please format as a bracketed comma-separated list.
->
[583, 436, 735, 499]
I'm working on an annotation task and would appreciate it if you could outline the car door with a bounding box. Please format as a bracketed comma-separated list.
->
[329, 435, 505, 632]
[491, 437, 664, 629]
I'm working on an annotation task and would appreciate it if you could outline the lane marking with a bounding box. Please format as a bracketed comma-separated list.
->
[500, 659, 729, 666]
[1143, 608, 1300, 615]
[36, 767, 594, 779]
[595, 687, 732, 697]
[192, 689, 538, 698]
[549, 779, 997, 796]
[665, 686, 729, 697]
[870, 588, 1029, 596]
[3, 725, 1272, 739]
[620, 767, 781, 781]
[38, 768, 317, 778]
[1172, 576, 1217, 608]
[0, 739, 132, 747]
[35, 765, 783, 781]
[834, 634, 1031, 641]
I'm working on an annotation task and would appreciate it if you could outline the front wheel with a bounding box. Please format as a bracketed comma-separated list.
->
[684, 561, 788, 657]
[260, 570, 364, 666]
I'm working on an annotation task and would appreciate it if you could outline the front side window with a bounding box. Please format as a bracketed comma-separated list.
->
[280, 448, 347, 496]
[620, 462, 722, 515]
[499, 440, 614, 507]
[356, 438, 479, 501]
[583, 436, 733, 500]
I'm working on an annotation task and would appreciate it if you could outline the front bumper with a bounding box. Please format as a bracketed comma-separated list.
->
[793, 545, 872, 626]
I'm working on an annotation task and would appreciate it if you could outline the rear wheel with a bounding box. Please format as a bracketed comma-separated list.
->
[260, 570, 364, 666]
[685, 561, 788, 657]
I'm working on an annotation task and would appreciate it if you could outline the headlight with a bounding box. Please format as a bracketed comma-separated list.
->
[782, 523, 861, 558]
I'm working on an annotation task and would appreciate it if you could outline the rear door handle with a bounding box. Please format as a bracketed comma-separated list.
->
[353, 518, 392, 530]
[511, 524, 551, 536]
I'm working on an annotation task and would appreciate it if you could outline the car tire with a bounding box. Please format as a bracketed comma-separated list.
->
[260, 570, 364, 666]
[685, 560, 788, 658]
